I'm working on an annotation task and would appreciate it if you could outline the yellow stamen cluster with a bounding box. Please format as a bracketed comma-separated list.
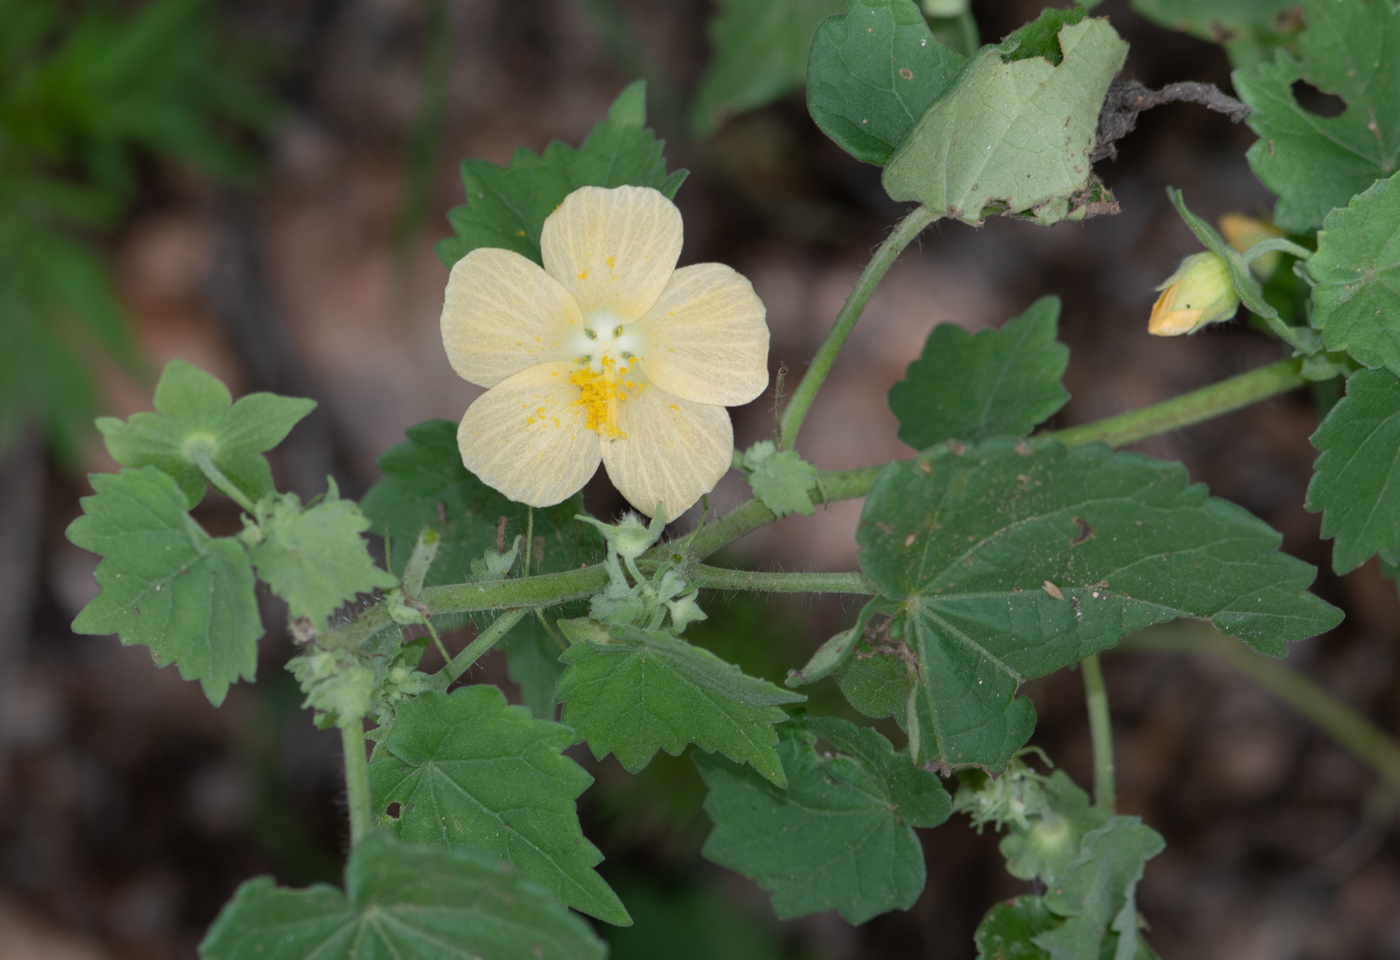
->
[570, 356, 641, 438]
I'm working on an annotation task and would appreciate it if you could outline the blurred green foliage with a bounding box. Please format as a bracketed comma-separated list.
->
[0, 0, 275, 462]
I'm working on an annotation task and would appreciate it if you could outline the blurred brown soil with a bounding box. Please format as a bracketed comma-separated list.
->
[4, 0, 1400, 957]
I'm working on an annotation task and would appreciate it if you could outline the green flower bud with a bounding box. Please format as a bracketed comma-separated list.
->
[1148, 251, 1239, 337]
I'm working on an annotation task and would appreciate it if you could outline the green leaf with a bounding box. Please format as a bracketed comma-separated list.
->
[695, 715, 950, 923]
[1034, 818, 1164, 960]
[367, 686, 629, 926]
[1233, 0, 1400, 233]
[437, 81, 686, 268]
[249, 484, 398, 633]
[1001, 5, 1086, 63]
[502, 611, 571, 720]
[889, 296, 1069, 449]
[997, 771, 1108, 886]
[975, 897, 1058, 960]
[95, 359, 315, 507]
[1129, 0, 1303, 67]
[556, 623, 806, 785]
[362, 419, 603, 586]
[1306, 367, 1400, 573]
[852, 438, 1341, 769]
[66, 467, 261, 706]
[690, 0, 847, 138]
[198, 832, 607, 960]
[1308, 173, 1400, 375]
[743, 442, 820, 517]
[882, 16, 1128, 225]
[806, 0, 966, 165]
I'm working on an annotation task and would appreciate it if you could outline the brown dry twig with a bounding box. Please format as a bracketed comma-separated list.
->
[1093, 80, 1251, 162]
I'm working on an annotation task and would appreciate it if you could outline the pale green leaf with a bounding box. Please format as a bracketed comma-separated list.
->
[556, 624, 805, 785]
[66, 467, 261, 706]
[250, 485, 397, 633]
[889, 296, 1069, 449]
[696, 715, 950, 923]
[743, 442, 820, 517]
[1233, 0, 1400, 233]
[95, 359, 315, 507]
[367, 686, 630, 926]
[882, 16, 1127, 225]
[806, 0, 965, 165]
[437, 81, 686, 268]
[850, 438, 1341, 769]
[198, 832, 606, 960]
[1034, 818, 1164, 960]
[690, 0, 847, 138]
[1308, 173, 1400, 375]
[1307, 367, 1400, 573]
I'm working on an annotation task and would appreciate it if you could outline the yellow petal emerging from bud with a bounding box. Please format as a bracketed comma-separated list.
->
[1148, 252, 1239, 337]
[1219, 213, 1285, 278]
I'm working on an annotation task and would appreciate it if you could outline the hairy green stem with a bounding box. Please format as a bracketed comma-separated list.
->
[779, 205, 937, 450]
[444, 608, 529, 683]
[1045, 357, 1305, 450]
[340, 720, 371, 847]
[691, 564, 873, 595]
[191, 447, 257, 514]
[1081, 653, 1116, 812]
[1124, 624, 1400, 792]
[326, 360, 1310, 650]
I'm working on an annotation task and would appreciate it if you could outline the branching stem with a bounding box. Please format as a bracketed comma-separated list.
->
[778, 205, 937, 450]
[443, 608, 529, 683]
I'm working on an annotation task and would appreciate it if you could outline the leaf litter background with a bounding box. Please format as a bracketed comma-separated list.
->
[4, 0, 1400, 957]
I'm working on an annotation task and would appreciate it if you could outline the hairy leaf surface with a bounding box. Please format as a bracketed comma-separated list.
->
[696, 716, 950, 923]
[882, 16, 1127, 224]
[556, 624, 805, 785]
[250, 486, 397, 633]
[437, 81, 686, 267]
[1308, 173, 1400, 375]
[853, 439, 1341, 769]
[1234, 0, 1400, 233]
[199, 832, 606, 960]
[806, 0, 965, 165]
[67, 467, 260, 706]
[96, 359, 315, 507]
[889, 296, 1069, 449]
[690, 0, 846, 138]
[1307, 368, 1400, 573]
[367, 687, 629, 925]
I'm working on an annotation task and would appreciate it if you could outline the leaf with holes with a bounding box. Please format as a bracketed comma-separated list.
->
[95, 359, 315, 507]
[850, 438, 1341, 770]
[367, 686, 629, 926]
[806, 0, 965, 165]
[199, 832, 607, 960]
[67, 467, 261, 706]
[556, 623, 805, 785]
[889, 296, 1069, 449]
[1307, 367, 1400, 573]
[696, 715, 949, 923]
[881, 14, 1127, 225]
[1233, 0, 1400, 233]
[1308, 174, 1400, 376]
[689, 0, 847, 138]
[437, 81, 685, 268]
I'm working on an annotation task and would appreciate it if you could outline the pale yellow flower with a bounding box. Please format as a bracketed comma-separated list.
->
[441, 185, 769, 520]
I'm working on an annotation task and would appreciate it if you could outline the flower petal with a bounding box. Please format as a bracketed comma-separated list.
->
[442, 248, 581, 388]
[457, 362, 601, 508]
[635, 263, 769, 406]
[601, 386, 732, 520]
[540, 186, 682, 320]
